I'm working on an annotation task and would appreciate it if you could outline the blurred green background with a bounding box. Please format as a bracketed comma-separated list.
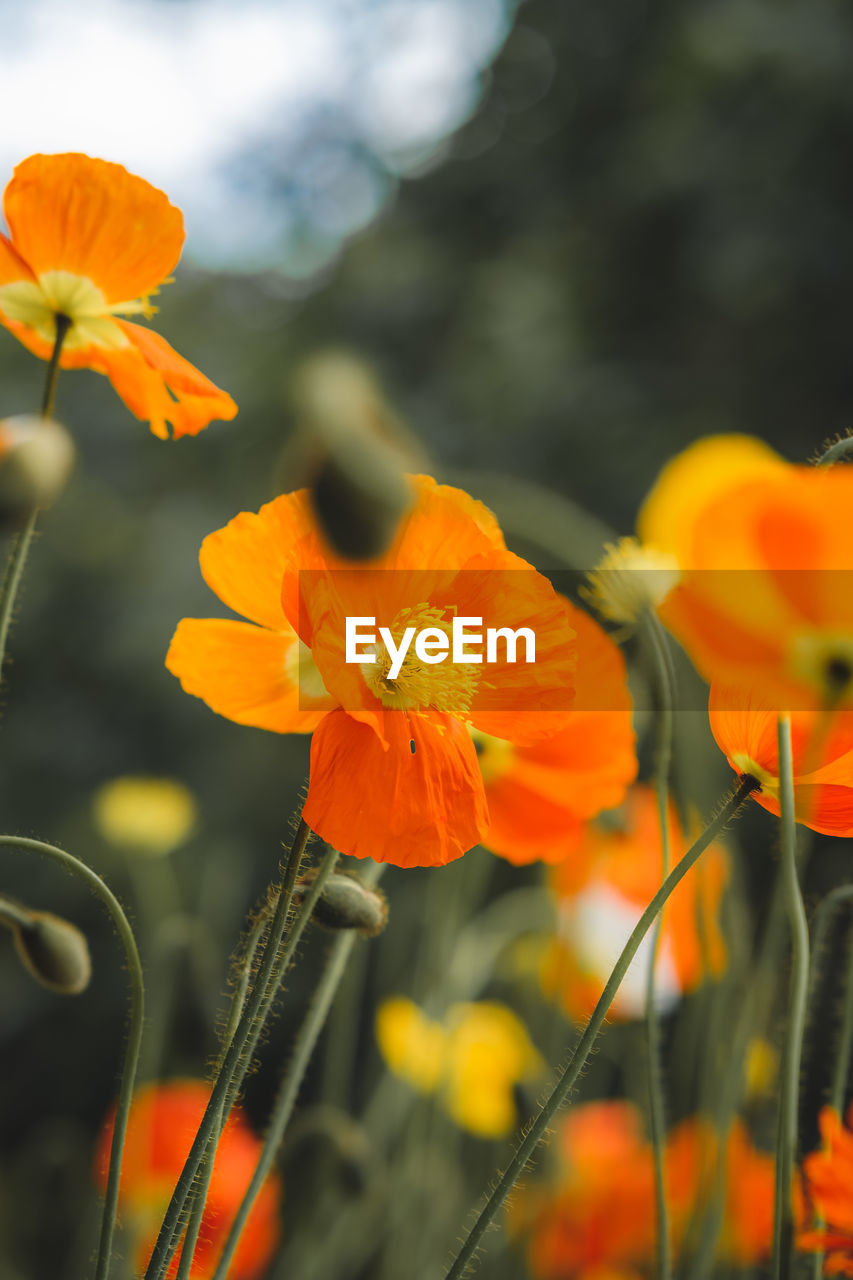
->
[3, 0, 853, 1276]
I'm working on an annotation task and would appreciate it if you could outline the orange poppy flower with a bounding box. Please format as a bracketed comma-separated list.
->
[540, 786, 729, 1021]
[709, 684, 853, 836]
[94, 1079, 281, 1279]
[0, 153, 237, 438]
[656, 466, 853, 711]
[799, 1106, 853, 1275]
[166, 475, 576, 867]
[510, 1103, 775, 1279]
[473, 605, 636, 865]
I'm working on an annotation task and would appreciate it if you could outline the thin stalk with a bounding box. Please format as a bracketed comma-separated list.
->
[211, 861, 384, 1280]
[143, 817, 312, 1280]
[0, 834, 144, 1280]
[643, 611, 674, 1280]
[443, 775, 760, 1280]
[177, 845, 341, 1280]
[816, 436, 853, 467]
[0, 314, 70, 682]
[771, 715, 810, 1280]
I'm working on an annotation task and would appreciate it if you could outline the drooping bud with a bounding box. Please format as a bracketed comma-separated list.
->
[0, 899, 91, 995]
[295, 868, 388, 936]
[288, 352, 423, 561]
[0, 415, 75, 528]
[582, 537, 680, 626]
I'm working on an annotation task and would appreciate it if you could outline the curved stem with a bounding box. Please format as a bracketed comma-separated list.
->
[144, 817, 312, 1280]
[771, 715, 810, 1280]
[642, 612, 674, 1280]
[816, 436, 853, 467]
[443, 775, 759, 1280]
[211, 860, 384, 1280]
[0, 314, 71, 684]
[0, 834, 144, 1280]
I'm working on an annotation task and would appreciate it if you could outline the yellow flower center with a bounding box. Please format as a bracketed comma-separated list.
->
[790, 632, 853, 707]
[469, 727, 515, 784]
[583, 537, 681, 625]
[362, 603, 479, 716]
[0, 269, 159, 353]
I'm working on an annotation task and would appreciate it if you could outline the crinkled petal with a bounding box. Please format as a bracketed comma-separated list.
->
[304, 708, 488, 866]
[3, 153, 184, 303]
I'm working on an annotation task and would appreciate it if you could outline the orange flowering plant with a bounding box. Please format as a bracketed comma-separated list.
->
[166, 474, 577, 866]
[0, 153, 237, 438]
[799, 1105, 853, 1275]
[474, 604, 637, 865]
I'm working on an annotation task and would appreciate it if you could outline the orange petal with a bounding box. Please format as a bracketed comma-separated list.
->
[304, 708, 489, 866]
[165, 618, 332, 733]
[104, 321, 237, 438]
[3, 153, 184, 303]
[199, 493, 316, 632]
[0, 231, 36, 286]
[482, 774, 586, 865]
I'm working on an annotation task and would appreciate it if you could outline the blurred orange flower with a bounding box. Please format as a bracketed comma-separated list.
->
[709, 684, 853, 836]
[798, 1105, 853, 1275]
[0, 153, 237, 438]
[541, 786, 729, 1021]
[475, 605, 636, 865]
[94, 1079, 280, 1279]
[166, 476, 576, 867]
[510, 1102, 775, 1278]
[655, 465, 853, 711]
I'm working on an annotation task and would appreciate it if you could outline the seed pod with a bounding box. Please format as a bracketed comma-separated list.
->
[10, 910, 92, 995]
[0, 415, 75, 529]
[296, 869, 388, 936]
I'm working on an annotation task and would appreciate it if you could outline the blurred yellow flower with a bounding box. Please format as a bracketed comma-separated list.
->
[375, 996, 447, 1094]
[375, 996, 542, 1138]
[93, 776, 197, 856]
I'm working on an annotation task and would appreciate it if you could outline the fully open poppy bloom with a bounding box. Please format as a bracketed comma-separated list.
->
[654, 465, 853, 711]
[709, 684, 853, 835]
[799, 1105, 853, 1275]
[0, 153, 237, 438]
[166, 476, 576, 867]
[474, 605, 636, 865]
[375, 997, 542, 1138]
[94, 1079, 281, 1279]
[540, 786, 729, 1021]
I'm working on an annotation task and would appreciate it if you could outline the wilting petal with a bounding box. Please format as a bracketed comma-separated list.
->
[304, 708, 489, 866]
[4, 153, 184, 303]
[102, 321, 237, 438]
[165, 618, 331, 733]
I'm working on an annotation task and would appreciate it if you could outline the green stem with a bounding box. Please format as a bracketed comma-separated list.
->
[816, 436, 853, 467]
[177, 844, 341, 1280]
[443, 775, 759, 1280]
[642, 611, 674, 1280]
[211, 860, 383, 1280]
[144, 817, 312, 1280]
[0, 834, 144, 1280]
[0, 314, 71, 684]
[771, 715, 810, 1280]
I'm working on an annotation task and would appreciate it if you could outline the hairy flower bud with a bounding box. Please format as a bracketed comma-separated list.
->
[0, 415, 75, 527]
[296, 869, 388, 936]
[3, 905, 92, 995]
[290, 352, 420, 561]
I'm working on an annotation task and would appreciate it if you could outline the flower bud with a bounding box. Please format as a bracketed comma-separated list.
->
[296, 869, 388, 936]
[10, 909, 92, 995]
[0, 415, 75, 528]
[289, 352, 421, 561]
